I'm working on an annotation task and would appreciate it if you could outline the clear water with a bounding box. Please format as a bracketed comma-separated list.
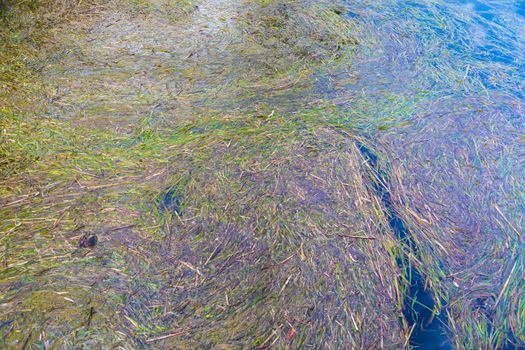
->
[337, 0, 524, 348]
[2, 0, 523, 348]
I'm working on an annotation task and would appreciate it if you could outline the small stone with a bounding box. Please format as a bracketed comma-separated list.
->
[79, 233, 97, 248]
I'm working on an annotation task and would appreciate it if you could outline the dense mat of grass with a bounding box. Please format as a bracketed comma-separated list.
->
[0, 0, 408, 348]
[0, 108, 409, 348]
[1, 0, 524, 349]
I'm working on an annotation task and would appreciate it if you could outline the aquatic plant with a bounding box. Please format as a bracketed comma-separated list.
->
[1, 0, 523, 349]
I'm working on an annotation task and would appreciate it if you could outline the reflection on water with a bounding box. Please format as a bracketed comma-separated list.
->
[518, 2, 525, 17]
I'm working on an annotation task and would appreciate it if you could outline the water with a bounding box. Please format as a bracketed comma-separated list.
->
[2, 0, 523, 348]
[357, 142, 452, 349]
[335, 0, 525, 348]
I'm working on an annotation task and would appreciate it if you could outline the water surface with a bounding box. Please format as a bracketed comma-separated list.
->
[336, 0, 524, 348]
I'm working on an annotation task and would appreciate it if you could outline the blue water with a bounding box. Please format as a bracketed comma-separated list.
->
[337, 0, 525, 348]
[357, 142, 452, 349]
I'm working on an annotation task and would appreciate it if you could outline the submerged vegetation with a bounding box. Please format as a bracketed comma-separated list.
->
[1, 0, 524, 349]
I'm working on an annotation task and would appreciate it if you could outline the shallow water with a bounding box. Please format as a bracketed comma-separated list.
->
[357, 141, 452, 349]
[337, 0, 524, 348]
[1, 0, 524, 348]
